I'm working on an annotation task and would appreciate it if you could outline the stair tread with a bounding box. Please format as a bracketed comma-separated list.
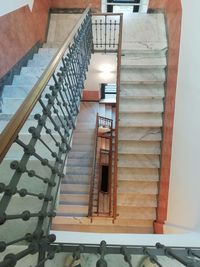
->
[120, 69, 166, 84]
[118, 127, 162, 141]
[119, 113, 163, 127]
[118, 167, 159, 181]
[119, 98, 164, 113]
[118, 154, 160, 168]
[118, 140, 161, 155]
[121, 54, 167, 68]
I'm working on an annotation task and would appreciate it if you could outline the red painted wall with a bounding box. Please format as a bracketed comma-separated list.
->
[50, 0, 101, 11]
[0, 0, 49, 79]
[149, 0, 182, 234]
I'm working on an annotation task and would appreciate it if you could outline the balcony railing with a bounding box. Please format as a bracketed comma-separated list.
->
[92, 13, 121, 53]
[0, 8, 93, 267]
[45, 241, 200, 267]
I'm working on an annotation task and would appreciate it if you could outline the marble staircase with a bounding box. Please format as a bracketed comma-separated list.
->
[116, 13, 167, 232]
[55, 102, 99, 218]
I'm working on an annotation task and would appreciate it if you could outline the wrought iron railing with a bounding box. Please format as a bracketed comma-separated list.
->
[46, 241, 200, 267]
[92, 13, 121, 53]
[0, 8, 93, 267]
[88, 115, 114, 217]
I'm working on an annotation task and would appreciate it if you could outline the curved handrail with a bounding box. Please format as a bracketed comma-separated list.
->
[0, 7, 90, 163]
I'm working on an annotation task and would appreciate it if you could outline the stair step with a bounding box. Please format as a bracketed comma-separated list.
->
[38, 47, 58, 54]
[20, 66, 46, 76]
[11, 75, 54, 86]
[71, 144, 93, 152]
[66, 166, 92, 175]
[118, 181, 158, 194]
[68, 151, 93, 159]
[120, 69, 166, 84]
[118, 127, 162, 141]
[62, 174, 90, 185]
[119, 98, 164, 113]
[117, 206, 156, 220]
[118, 168, 159, 181]
[67, 158, 92, 167]
[121, 54, 167, 68]
[118, 140, 161, 154]
[118, 154, 160, 168]
[120, 84, 165, 99]
[60, 184, 89, 194]
[118, 193, 157, 207]
[119, 113, 163, 127]
[57, 204, 88, 216]
[59, 194, 89, 205]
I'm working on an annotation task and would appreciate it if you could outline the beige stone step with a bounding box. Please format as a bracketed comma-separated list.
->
[117, 207, 156, 220]
[118, 181, 158, 194]
[67, 158, 93, 167]
[121, 54, 167, 68]
[119, 113, 162, 127]
[57, 204, 88, 216]
[118, 168, 159, 181]
[118, 127, 162, 141]
[120, 84, 165, 99]
[118, 193, 157, 207]
[66, 166, 92, 175]
[59, 194, 89, 204]
[68, 151, 93, 159]
[71, 144, 93, 152]
[60, 184, 90, 194]
[62, 174, 90, 185]
[51, 222, 153, 233]
[118, 140, 161, 154]
[119, 98, 164, 113]
[120, 69, 165, 84]
[118, 154, 160, 168]
[52, 216, 153, 227]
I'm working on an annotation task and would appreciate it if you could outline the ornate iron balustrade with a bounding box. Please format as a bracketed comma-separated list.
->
[92, 13, 121, 53]
[45, 241, 200, 267]
[0, 8, 93, 267]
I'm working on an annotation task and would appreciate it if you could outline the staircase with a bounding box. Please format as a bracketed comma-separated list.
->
[117, 13, 167, 231]
[0, 47, 58, 128]
[56, 102, 99, 217]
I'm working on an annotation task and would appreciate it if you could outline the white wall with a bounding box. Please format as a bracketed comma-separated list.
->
[165, 0, 200, 233]
[85, 53, 117, 91]
[0, 0, 34, 16]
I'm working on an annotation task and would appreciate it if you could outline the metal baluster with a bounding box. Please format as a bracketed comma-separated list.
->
[109, 19, 112, 48]
[105, 16, 107, 53]
[100, 19, 103, 48]
[96, 241, 107, 267]
[113, 20, 117, 48]
[143, 248, 163, 267]
[0, 233, 33, 253]
[121, 246, 133, 267]
[95, 20, 98, 48]
[156, 243, 194, 267]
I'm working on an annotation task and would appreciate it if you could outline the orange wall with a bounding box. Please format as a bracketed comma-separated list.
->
[0, 0, 50, 79]
[149, 0, 182, 234]
[50, 0, 101, 11]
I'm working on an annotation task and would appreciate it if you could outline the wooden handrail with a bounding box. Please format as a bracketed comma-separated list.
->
[113, 13, 123, 220]
[88, 112, 99, 217]
[0, 7, 90, 163]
